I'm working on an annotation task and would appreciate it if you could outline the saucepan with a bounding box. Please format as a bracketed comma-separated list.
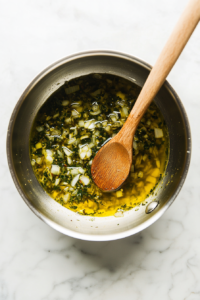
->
[6, 50, 191, 241]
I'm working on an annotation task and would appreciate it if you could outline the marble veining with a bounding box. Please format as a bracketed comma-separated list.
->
[1, 0, 200, 299]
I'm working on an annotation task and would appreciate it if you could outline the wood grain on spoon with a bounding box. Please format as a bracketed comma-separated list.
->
[91, 0, 200, 192]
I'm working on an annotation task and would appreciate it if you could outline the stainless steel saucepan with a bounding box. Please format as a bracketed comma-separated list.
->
[7, 50, 191, 241]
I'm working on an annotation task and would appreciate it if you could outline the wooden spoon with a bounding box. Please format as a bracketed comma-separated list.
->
[91, 0, 200, 192]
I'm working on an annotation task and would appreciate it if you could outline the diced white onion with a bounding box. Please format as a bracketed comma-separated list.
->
[78, 120, 85, 127]
[46, 155, 53, 164]
[71, 190, 78, 196]
[90, 109, 101, 115]
[65, 85, 79, 94]
[67, 156, 72, 165]
[70, 168, 79, 175]
[57, 150, 64, 158]
[67, 137, 77, 145]
[79, 145, 92, 160]
[89, 159, 93, 165]
[133, 141, 137, 150]
[62, 100, 70, 106]
[36, 126, 44, 132]
[31, 159, 35, 166]
[78, 167, 85, 174]
[71, 174, 80, 187]
[63, 192, 71, 203]
[88, 122, 95, 129]
[105, 125, 111, 132]
[80, 135, 89, 140]
[71, 101, 82, 107]
[80, 175, 90, 186]
[51, 165, 60, 175]
[84, 120, 95, 130]
[63, 146, 73, 156]
[80, 151, 86, 159]
[88, 143, 95, 149]
[94, 130, 100, 137]
[53, 113, 59, 119]
[36, 157, 43, 164]
[65, 117, 72, 124]
[51, 129, 61, 136]
[154, 128, 163, 138]
[71, 109, 80, 118]
[121, 106, 129, 117]
[102, 121, 107, 127]
[55, 178, 60, 186]
[92, 103, 99, 111]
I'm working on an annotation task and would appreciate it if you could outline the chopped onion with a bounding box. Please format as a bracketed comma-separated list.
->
[65, 85, 79, 95]
[92, 103, 99, 112]
[55, 178, 60, 186]
[31, 159, 35, 166]
[36, 126, 44, 132]
[36, 157, 43, 164]
[116, 190, 123, 198]
[71, 190, 78, 196]
[46, 155, 53, 164]
[121, 107, 129, 117]
[62, 100, 69, 106]
[109, 114, 117, 122]
[90, 109, 101, 115]
[36, 142, 42, 149]
[88, 143, 95, 149]
[51, 165, 60, 175]
[80, 135, 89, 140]
[80, 175, 90, 186]
[154, 128, 163, 138]
[94, 130, 100, 137]
[102, 121, 107, 127]
[57, 150, 64, 158]
[71, 109, 80, 118]
[78, 120, 85, 127]
[46, 149, 53, 157]
[105, 125, 111, 132]
[63, 192, 71, 203]
[65, 117, 72, 124]
[67, 156, 72, 165]
[88, 122, 95, 129]
[71, 174, 80, 187]
[71, 101, 82, 107]
[133, 141, 137, 150]
[78, 167, 85, 174]
[67, 137, 76, 145]
[89, 159, 93, 165]
[79, 145, 92, 160]
[70, 168, 79, 175]
[63, 146, 73, 156]
[84, 119, 95, 129]
[51, 129, 61, 136]
[53, 113, 59, 119]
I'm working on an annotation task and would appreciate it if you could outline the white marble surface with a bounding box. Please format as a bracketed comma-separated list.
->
[1, 0, 200, 299]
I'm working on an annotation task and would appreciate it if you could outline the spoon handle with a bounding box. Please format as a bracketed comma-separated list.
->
[118, 0, 200, 145]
